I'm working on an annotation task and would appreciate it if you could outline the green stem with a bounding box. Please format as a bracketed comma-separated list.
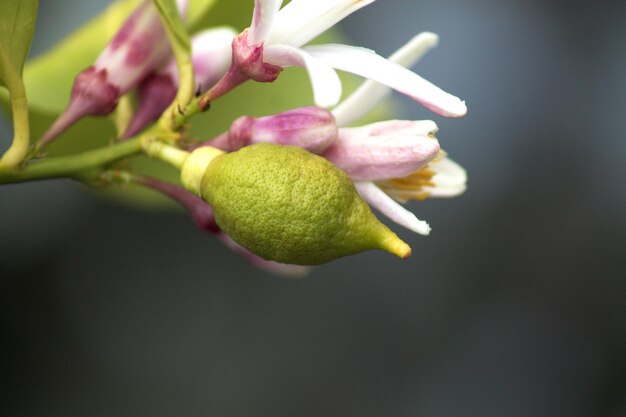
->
[158, 59, 196, 134]
[153, 0, 195, 134]
[143, 139, 189, 169]
[0, 137, 142, 184]
[0, 93, 30, 170]
[171, 98, 201, 129]
[0, 42, 31, 170]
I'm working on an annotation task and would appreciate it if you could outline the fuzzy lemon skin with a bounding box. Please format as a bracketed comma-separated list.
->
[200, 143, 408, 265]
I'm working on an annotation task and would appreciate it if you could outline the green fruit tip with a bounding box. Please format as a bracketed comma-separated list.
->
[380, 233, 412, 259]
[181, 146, 225, 195]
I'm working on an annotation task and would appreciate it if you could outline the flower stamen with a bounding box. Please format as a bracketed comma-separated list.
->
[377, 166, 437, 202]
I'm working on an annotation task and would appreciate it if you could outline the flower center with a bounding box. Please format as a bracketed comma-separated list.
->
[375, 151, 448, 202]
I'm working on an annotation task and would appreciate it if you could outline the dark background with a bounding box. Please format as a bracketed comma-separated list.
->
[1, 0, 625, 416]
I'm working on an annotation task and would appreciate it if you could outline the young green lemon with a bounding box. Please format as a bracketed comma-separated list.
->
[181, 143, 411, 265]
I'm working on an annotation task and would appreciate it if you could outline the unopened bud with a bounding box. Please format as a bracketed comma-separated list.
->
[38, 67, 120, 147]
[121, 73, 178, 139]
[208, 106, 337, 153]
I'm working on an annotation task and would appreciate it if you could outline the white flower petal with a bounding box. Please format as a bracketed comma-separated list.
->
[306, 44, 467, 117]
[188, 27, 237, 89]
[389, 31, 439, 67]
[264, 44, 342, 108]
[424, 156, 468, 198]
[332, 31, 440, 126]
[249, 0, 283, 44]
[268, 0, 375, 47]
[355, 181, 431, 236]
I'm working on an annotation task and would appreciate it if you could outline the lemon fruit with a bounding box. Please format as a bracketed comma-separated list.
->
[183, 143, 411, 265]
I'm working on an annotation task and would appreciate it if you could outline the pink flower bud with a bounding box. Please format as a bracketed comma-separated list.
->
[323, 120, 441, 181]
[39, 0, 188, 147]
[38, 67, 121, 146]
[121, 27, 236, 139]
[206, 106, 337, 153]
[120, 73, 178, 139]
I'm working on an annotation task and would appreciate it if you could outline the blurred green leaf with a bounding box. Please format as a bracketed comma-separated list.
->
[189, 0, 250, 33]
[0, 0, 38, 88]
[187, 0, 218, 34]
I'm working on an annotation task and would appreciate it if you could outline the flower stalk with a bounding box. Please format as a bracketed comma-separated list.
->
[0, 137, 142, 184]
[142, 138, 190, 169]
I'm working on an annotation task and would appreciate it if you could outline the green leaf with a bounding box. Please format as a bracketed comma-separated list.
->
[0, 0, 38, 88]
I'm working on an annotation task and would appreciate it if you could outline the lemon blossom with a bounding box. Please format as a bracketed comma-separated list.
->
[323, 120, 441, 236]
[204, 0, 467, 116]
[330, 32, 468, 236]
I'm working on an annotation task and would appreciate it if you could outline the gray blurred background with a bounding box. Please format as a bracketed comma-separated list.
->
[1, 0, 625, 416]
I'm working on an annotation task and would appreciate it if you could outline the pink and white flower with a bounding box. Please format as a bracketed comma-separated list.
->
[204, 0, 467, 116]
[330, 32, 467, 235]
[326, 119, 441, 236]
